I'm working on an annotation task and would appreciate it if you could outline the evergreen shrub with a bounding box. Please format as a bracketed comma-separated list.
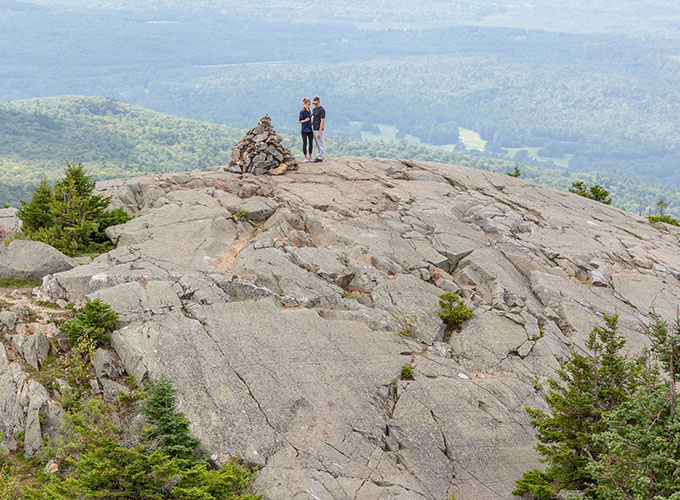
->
[17, 162, 131, 255]
[61, 299, 119, 348]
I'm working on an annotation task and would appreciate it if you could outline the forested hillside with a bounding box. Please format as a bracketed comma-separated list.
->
[1, 2, 679, 188]
[1, 95, 678, 218]
[0, 96, 241, 205]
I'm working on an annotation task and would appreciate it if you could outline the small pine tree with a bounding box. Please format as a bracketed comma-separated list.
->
[17, 177, 53, 233]
[62, 299, 119, 348]
[507, 164, 521, 177]
[648, 311, 680, 419]
[513, 314, 636, 498]
[437, 293, 474, 327]
[142, 375, 202, 464]
[587, 349, 680, 499]
[25, 383, 260, 500]
[17, 162, 131, 255]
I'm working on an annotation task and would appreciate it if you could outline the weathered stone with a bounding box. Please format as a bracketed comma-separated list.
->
[227, 116, 296, 175]
[54, 329, 70, 351]
[272, 163, 287, 176]
[0, 311, 16, 332]
[9, 305, 28, 321]
[101, 379, 130, 402]
[0, 207, 21, 241]
[371, 273, 445, 343]
[87, 281, 182, 326]
[22, 333, 50, 370]
[93, 348, 125, 380]
[89, 378, 101, 394]
[287, 247, 354, 289]
[230, 197, 276, 222]
[0, 240, 77, 280]
[24, 380, 50, 458]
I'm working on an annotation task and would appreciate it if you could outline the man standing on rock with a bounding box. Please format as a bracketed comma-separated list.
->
[312, 96, 325, 163]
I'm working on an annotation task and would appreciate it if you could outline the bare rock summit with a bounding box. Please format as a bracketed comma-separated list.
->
[37, 157, 680, 499]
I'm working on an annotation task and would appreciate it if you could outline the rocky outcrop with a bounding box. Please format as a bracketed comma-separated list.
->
[227, 115, 298, 175]
[0, 343, 62, 458]
[39, 157, 680, 499]
[0, 240, 77, 280]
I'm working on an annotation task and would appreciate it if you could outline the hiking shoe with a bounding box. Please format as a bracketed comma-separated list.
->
[314, 158, 324, 163]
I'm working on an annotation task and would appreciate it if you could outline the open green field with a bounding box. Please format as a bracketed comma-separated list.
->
[458, 128, 486, 151]
[507, 147, 574, 168]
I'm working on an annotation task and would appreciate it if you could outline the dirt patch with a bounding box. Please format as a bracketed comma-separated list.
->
[0, 287, 72, 323]
[213, 235, 252, 272]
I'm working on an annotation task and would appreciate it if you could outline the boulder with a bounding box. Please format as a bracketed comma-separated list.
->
[22, 332, 50, 370]
[0, 311, 17, 332]
[10, 304, 28, 320]
[0, 240, 77, 280]
[0, 208, 21, 241]
[93, 348, 125, 380]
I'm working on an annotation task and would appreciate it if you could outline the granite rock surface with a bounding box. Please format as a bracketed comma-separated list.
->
[36, 157, 680, 499]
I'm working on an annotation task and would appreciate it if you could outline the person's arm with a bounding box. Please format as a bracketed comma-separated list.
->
[299, 111, 309, 124]
[318, 117, 325, 137]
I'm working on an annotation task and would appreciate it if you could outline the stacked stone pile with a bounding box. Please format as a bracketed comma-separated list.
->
[227, 115, 297, 175]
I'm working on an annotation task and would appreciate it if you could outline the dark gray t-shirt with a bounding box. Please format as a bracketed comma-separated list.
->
[312, 106, 326, 131]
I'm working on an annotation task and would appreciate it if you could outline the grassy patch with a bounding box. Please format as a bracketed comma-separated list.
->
[341, 290, 364, 301]
[401, 364, 414, 380]
[235, 208, 250, 220]
[0, 277, 42, 288]
[36, 300, 59, 309]
[394, 312, 418, 337]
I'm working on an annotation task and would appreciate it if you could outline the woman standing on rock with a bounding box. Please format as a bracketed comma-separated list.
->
[299, 98, 314, 162]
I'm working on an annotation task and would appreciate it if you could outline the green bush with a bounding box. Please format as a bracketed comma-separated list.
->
[16, 162, 131, 256]
[437, 293, 473, 327]
[647, 214, 680, 226]
[401, 364, 414, 380]
[62, 299, 119, 348]
[25, 380, 260, 500]
[0, 462, 18, 500]
[568, 181, 612, 205]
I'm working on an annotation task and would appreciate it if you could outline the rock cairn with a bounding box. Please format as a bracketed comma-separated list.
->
[227, 115, 297, 175]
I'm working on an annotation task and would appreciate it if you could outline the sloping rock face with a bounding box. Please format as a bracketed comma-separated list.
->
[39, 158, 680, 499]
[0, 240, 77, 280]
